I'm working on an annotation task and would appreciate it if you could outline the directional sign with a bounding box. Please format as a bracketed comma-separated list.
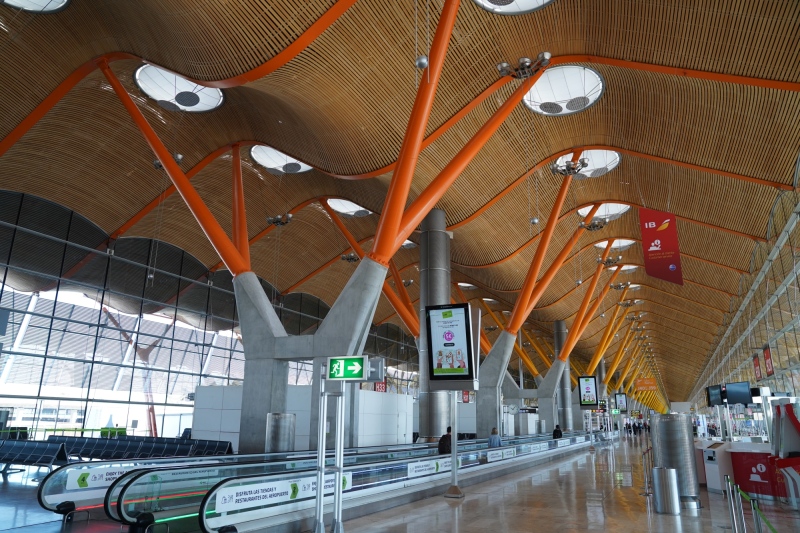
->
[327, 356, 368, 381]
[611, 409, 620, 415]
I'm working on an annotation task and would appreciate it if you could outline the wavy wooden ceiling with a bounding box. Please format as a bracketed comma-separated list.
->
[1, 0, 799, 401]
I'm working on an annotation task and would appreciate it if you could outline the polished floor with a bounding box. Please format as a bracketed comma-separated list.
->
[2, 435, 800, 532]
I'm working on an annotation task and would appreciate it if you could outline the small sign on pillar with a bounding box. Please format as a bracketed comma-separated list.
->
[462, 391, 470, 403]
[374, 381, 386, 393]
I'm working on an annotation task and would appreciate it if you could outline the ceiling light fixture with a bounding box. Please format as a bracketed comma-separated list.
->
[266, 213, 292, 227]
[341, 253, 359, 263]
[496, 52, 551, 79]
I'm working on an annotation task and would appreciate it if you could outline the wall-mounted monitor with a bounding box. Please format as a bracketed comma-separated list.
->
[725, 381, 753, 406]
[425, 303, 476, 386]
[579, 376, 598, 408]
[707, 385, 723, 406]
[615, 393, 628, 413]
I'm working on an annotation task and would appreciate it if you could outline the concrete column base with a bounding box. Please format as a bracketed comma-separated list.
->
[476, 331, 516, 438]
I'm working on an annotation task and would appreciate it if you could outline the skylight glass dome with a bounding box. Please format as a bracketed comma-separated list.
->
[471, 0, 556, 15]
[458, 282, 477, 290]
[134, 64, 223, 112]
[594, 239, 636, 251]
[612, 265, 638, 272]
[556, 150, 620, 179]
[524, 65, 604, 116]
[578, 203, 631, 222]
[5, 0, 69, 12]
[251, 146, 311, 175]
[327, 199, 372, 217]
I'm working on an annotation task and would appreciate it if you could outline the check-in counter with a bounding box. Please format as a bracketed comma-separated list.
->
[704, 441, 733, 493]
[694, 439, 711, 485]
[729, 441, 777, 499]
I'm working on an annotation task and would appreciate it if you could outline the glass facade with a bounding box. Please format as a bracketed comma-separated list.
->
[0, 191, 419, 440]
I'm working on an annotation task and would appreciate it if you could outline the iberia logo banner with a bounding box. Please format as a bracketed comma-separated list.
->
[639, 208, 683, 285]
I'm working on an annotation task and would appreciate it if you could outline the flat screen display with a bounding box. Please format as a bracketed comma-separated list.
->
[707, 385, 723, 406]
[579, 376, 598, 407]
[615, 393, 628, 412]
[725, 381, 753, 405]
[425, 303, 475, 381]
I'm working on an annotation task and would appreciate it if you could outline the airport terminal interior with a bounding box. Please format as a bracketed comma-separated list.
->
[1, 0, 800, 532]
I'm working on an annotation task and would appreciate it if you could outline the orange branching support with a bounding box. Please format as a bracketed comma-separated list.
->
[394, 70, 546, 251]
[585, 285, 629, 375]
[231, 144, 251, 269]
[523, 204, 600, 317]
[480, 301, 539, 377]
[557, 241, 615, 362]
[453, 284, 492, 356]
[98, 61, 250, 275]
[389, 260, 415, 315]
[607, 342, 640, 386]
[321, 200, 420, 337]
[521, 329, 551, 369]
[613, 352, 638, 391]
[506, 175, 572, 334]
[368, 0, 461, 265]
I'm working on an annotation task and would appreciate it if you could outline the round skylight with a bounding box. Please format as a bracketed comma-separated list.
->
[4, 0, 69, 12]
[524, 65, 604, 116]
[612, 265, 638, 272]
[251, 146, 311, 175]
[482, 298, 497, 303]
[134, 64, 223, 112]
[594, 239, 636, 251]
[327, 199, 372, 217]
[471, 0, 556, 15]
[458, 282, 477, 290]
[578, 203, 631, 222]
[555, 150, 620, 179]
[401, 240, 418, 249]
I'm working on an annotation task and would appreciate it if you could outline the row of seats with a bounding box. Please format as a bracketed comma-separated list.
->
[0, 440, 68, 474]
[46, 436, 195, 460]
[116, 435, 233, 456]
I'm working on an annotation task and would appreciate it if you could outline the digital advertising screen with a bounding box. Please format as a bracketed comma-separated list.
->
[725, 381, 753, 406]
[615, 393, 628, 413]
[425, 303, 475, 381]
[579, 376, 598, 407]
[706, 385, 723, 406]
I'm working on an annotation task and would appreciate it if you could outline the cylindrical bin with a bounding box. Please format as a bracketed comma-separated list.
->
[651, 413, 700, 500]
[653, 467, 681, 515]
[265, 413, 296, 453]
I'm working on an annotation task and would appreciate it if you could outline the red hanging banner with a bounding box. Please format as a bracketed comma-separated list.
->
[753, 354, 763, 381]
[763, 346, 774, 377]
[639, 208, 683, 285]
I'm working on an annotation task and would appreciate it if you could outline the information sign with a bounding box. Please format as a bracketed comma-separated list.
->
[763, 346, 774, 377]
[636, 377, 657, 391]
[327, 356, 367, 381]
[753, 354, 762, 381]
[611, 409, 620, 415]
[579, 376, 598, 408]
[425, 304, 474, 380]
[615, 393, 628, 413]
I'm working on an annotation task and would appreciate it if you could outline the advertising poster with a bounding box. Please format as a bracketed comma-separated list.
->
[636, 378, 657, 391]
[763, 346, 774, 376]
[615, 393, 628, 412]
[425, 304, 473, 380]
[579, 376, 598, 407]
[639, 207, 683, 285]
[753, 354, 762, 381]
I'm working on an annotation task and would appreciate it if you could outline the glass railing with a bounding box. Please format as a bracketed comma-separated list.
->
[198, 432, 604, 533]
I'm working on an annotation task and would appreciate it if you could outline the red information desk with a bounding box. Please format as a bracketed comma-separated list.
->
[729, 442, 782, 499]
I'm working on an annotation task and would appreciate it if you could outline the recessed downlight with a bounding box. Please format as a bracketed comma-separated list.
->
[471, 0, 556, 15]
[134, 64, 223, 112]
[251, 146, 311, 175]
[327, 199, 372, 217]
[524, 65, 604, 116]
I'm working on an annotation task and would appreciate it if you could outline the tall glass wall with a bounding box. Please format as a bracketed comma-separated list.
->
[0, 192, 418, 440]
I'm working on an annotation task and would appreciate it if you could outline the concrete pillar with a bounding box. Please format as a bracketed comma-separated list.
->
[555, 321, 573, 431]
[476, 331, 517, 438]
[233, 272, 290, 454]
[597, 358, 607, 399]
[418, 209, 451, 439]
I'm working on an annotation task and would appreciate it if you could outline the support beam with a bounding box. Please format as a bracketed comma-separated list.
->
[586, 288, 629, 373]
[231, 143, 251, 269]
[481, 302, 539, 378]
[368, 0, 461, 264]
[506, 175, 572, 333]
[98, 61, 249, 275]
[521, 329, 551, 369]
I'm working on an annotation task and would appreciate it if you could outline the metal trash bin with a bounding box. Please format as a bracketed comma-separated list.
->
[653, 467, 681, 515]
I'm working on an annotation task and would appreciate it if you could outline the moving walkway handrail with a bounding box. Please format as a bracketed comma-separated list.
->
[198, 432, 601, 533]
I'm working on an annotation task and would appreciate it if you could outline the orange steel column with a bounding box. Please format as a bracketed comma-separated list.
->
[453, 284, 493, 355]
[614, 353, 638, 390]
[369, 0, 461, 264]
[585, 285, 629, 374]
[523, 205, 601, 317]
[558, 242, 614, 362]
[576, 267, 620, 335]
[231, 144, 251, 269]
[521, 329, 552, 369]
[98, 61, 249, 275]
[388, 260, 416, 315]
[506, 175, 572, 333]
[394, 68, 548, 251]
[606, 342, 640, 388]
[321, 201, 421, 337]
[481, 302, 539, 377]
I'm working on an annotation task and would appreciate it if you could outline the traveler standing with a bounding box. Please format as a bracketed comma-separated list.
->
[487, 427, 502, 448]
[438, 426, 452, 455]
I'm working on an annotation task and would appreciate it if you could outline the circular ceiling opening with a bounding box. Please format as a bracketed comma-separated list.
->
[4, 0, 69, 12]
[594, 239, 636, 251]
[327, 199, 372, 218]
[401, 240, 418, 249]
[612, 265, 638, 272]
[251, 146, 311, 175]
[556, 150, 620, 179]
[472, 0, 556, 15]
[458, 282, 477, 290]
[578, 203, 631, 222]
[524, 65, 604, 116]
[134, 64, 223, 112]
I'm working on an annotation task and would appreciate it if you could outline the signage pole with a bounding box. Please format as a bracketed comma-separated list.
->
[444, 390, 463, 498]
[314, 371, 328, 533]
[331, 390, 345, 533]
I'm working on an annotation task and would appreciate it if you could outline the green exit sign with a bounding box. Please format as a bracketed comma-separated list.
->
[327, 356, 368, 381]
[611, 409, 620, 414]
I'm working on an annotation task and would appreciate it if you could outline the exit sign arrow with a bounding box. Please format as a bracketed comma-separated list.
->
[327, 356, 368, 381]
